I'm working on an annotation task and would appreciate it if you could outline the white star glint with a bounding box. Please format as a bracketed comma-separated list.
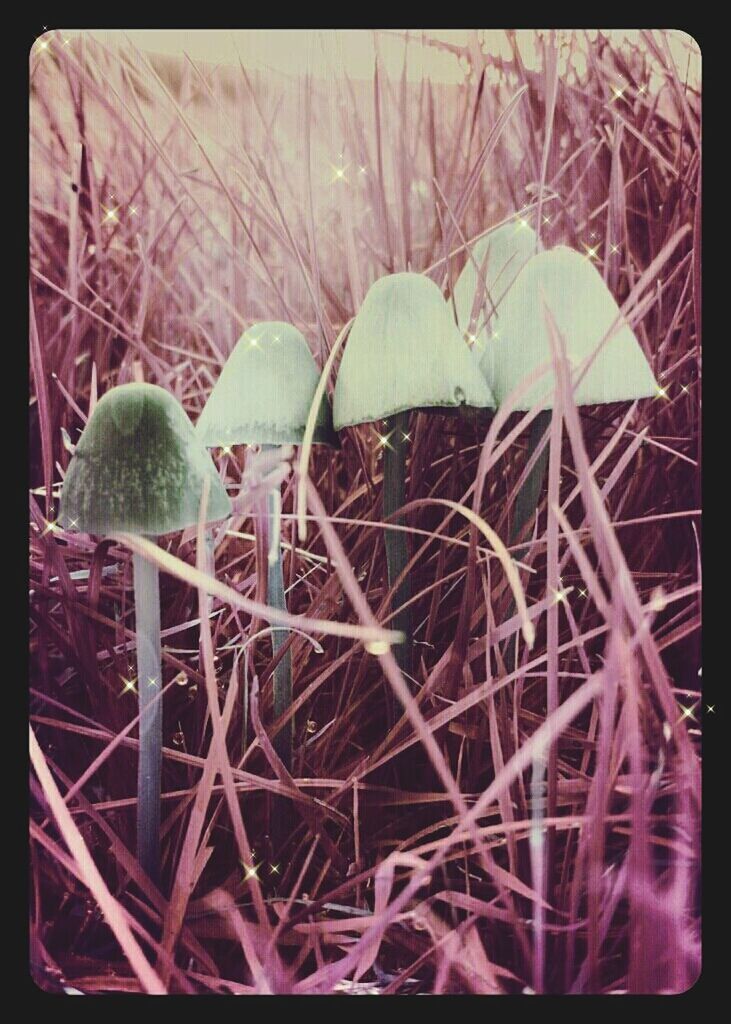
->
[242, 862, 260, 882]
[374, 429, 394, 451]
[678, 702, 698, 724]
[330, 162, 350, 184]
[41, 518, 60, 537]
[101, 205, 120, 226]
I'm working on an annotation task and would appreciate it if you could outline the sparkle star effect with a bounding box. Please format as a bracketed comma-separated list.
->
[706, 705, 715, 714]
[119, 676, 138, 696]
[677, 701, 698, 724]
[373, 428, 394, 452]
[147, 676, 159, 689]
[41, 518, 60, 537]
[242, 862, 260, 882]
[583, 243, 600, 261]
[269, 863, 281, 875]
[330, 162, 350, 184]
[551, 585, 571, 604]
[101, 204, 120, 226]
[609, 243, 621, 255]
[655, 385, 670, 400]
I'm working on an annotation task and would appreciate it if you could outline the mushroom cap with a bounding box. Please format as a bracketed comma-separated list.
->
[453, 221, 538, 342]
[59, 383, 232, 535]
[479, 246, 659, 409]
[195, 322, 337, 448]
[333, 272, 495, 429]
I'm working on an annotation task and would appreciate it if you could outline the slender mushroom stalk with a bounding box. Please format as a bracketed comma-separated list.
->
[262, 445, 292, 769]
[132, 551, 163, 881]
[59, 384, 231, 884]
[475, 244, 659, 545]
[382, 411, 412, 679]
[333, 273, 495, 721]
[195, 322, 337, 852]
[454, 219, 542, 544]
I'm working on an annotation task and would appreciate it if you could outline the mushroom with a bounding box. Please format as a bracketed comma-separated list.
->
[478, 244, 659, 545]
[196, 322, 336, 817]
[453, 220, 538, 352]
[59, 383, 231, 883]
[333, 272, 495, 685]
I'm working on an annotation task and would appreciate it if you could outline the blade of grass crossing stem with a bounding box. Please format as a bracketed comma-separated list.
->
[263, 444, 294, 852]
[133, 549, 163, 886]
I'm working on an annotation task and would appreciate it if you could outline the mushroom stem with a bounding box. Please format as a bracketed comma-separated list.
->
[382, 412, 413, 695]
[199, 528, 215, 675]
[503, 410, 552, 668]
[132, 549, 163, 885]
[262, 445, 294, 851]
[510, 410, 552, 552]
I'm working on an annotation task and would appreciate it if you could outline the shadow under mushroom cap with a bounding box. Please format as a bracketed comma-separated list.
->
[333, 272, 495, 430]
[59, 383, 232, 536]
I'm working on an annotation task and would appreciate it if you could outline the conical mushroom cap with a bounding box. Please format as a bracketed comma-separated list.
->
[59, 383, 232, 535]
[195, 322, 337, 448]
[480, 246, 659, 409]
[333, 272, 495, 429]
[453, 221, 538, 342]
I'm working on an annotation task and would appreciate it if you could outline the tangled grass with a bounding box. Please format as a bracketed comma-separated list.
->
[29, 29, 701, 994]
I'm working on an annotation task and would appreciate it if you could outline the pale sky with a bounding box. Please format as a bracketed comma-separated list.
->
[55, 29, 700, 89]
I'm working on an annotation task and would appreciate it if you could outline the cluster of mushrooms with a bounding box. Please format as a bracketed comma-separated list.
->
[59, 220, 658, 883]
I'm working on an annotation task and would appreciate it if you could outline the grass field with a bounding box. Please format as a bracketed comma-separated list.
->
[29, 29, 701, 995]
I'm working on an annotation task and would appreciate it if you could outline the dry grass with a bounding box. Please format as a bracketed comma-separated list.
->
[29, 29, 701, 995]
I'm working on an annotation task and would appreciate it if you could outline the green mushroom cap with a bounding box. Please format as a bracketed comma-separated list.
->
[453, 221, 538, 343]
[333, 272, 495, 429]
[195, 322, 337, 448]
[59, 383, 232, 535]
[479, 246, 659, 410]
